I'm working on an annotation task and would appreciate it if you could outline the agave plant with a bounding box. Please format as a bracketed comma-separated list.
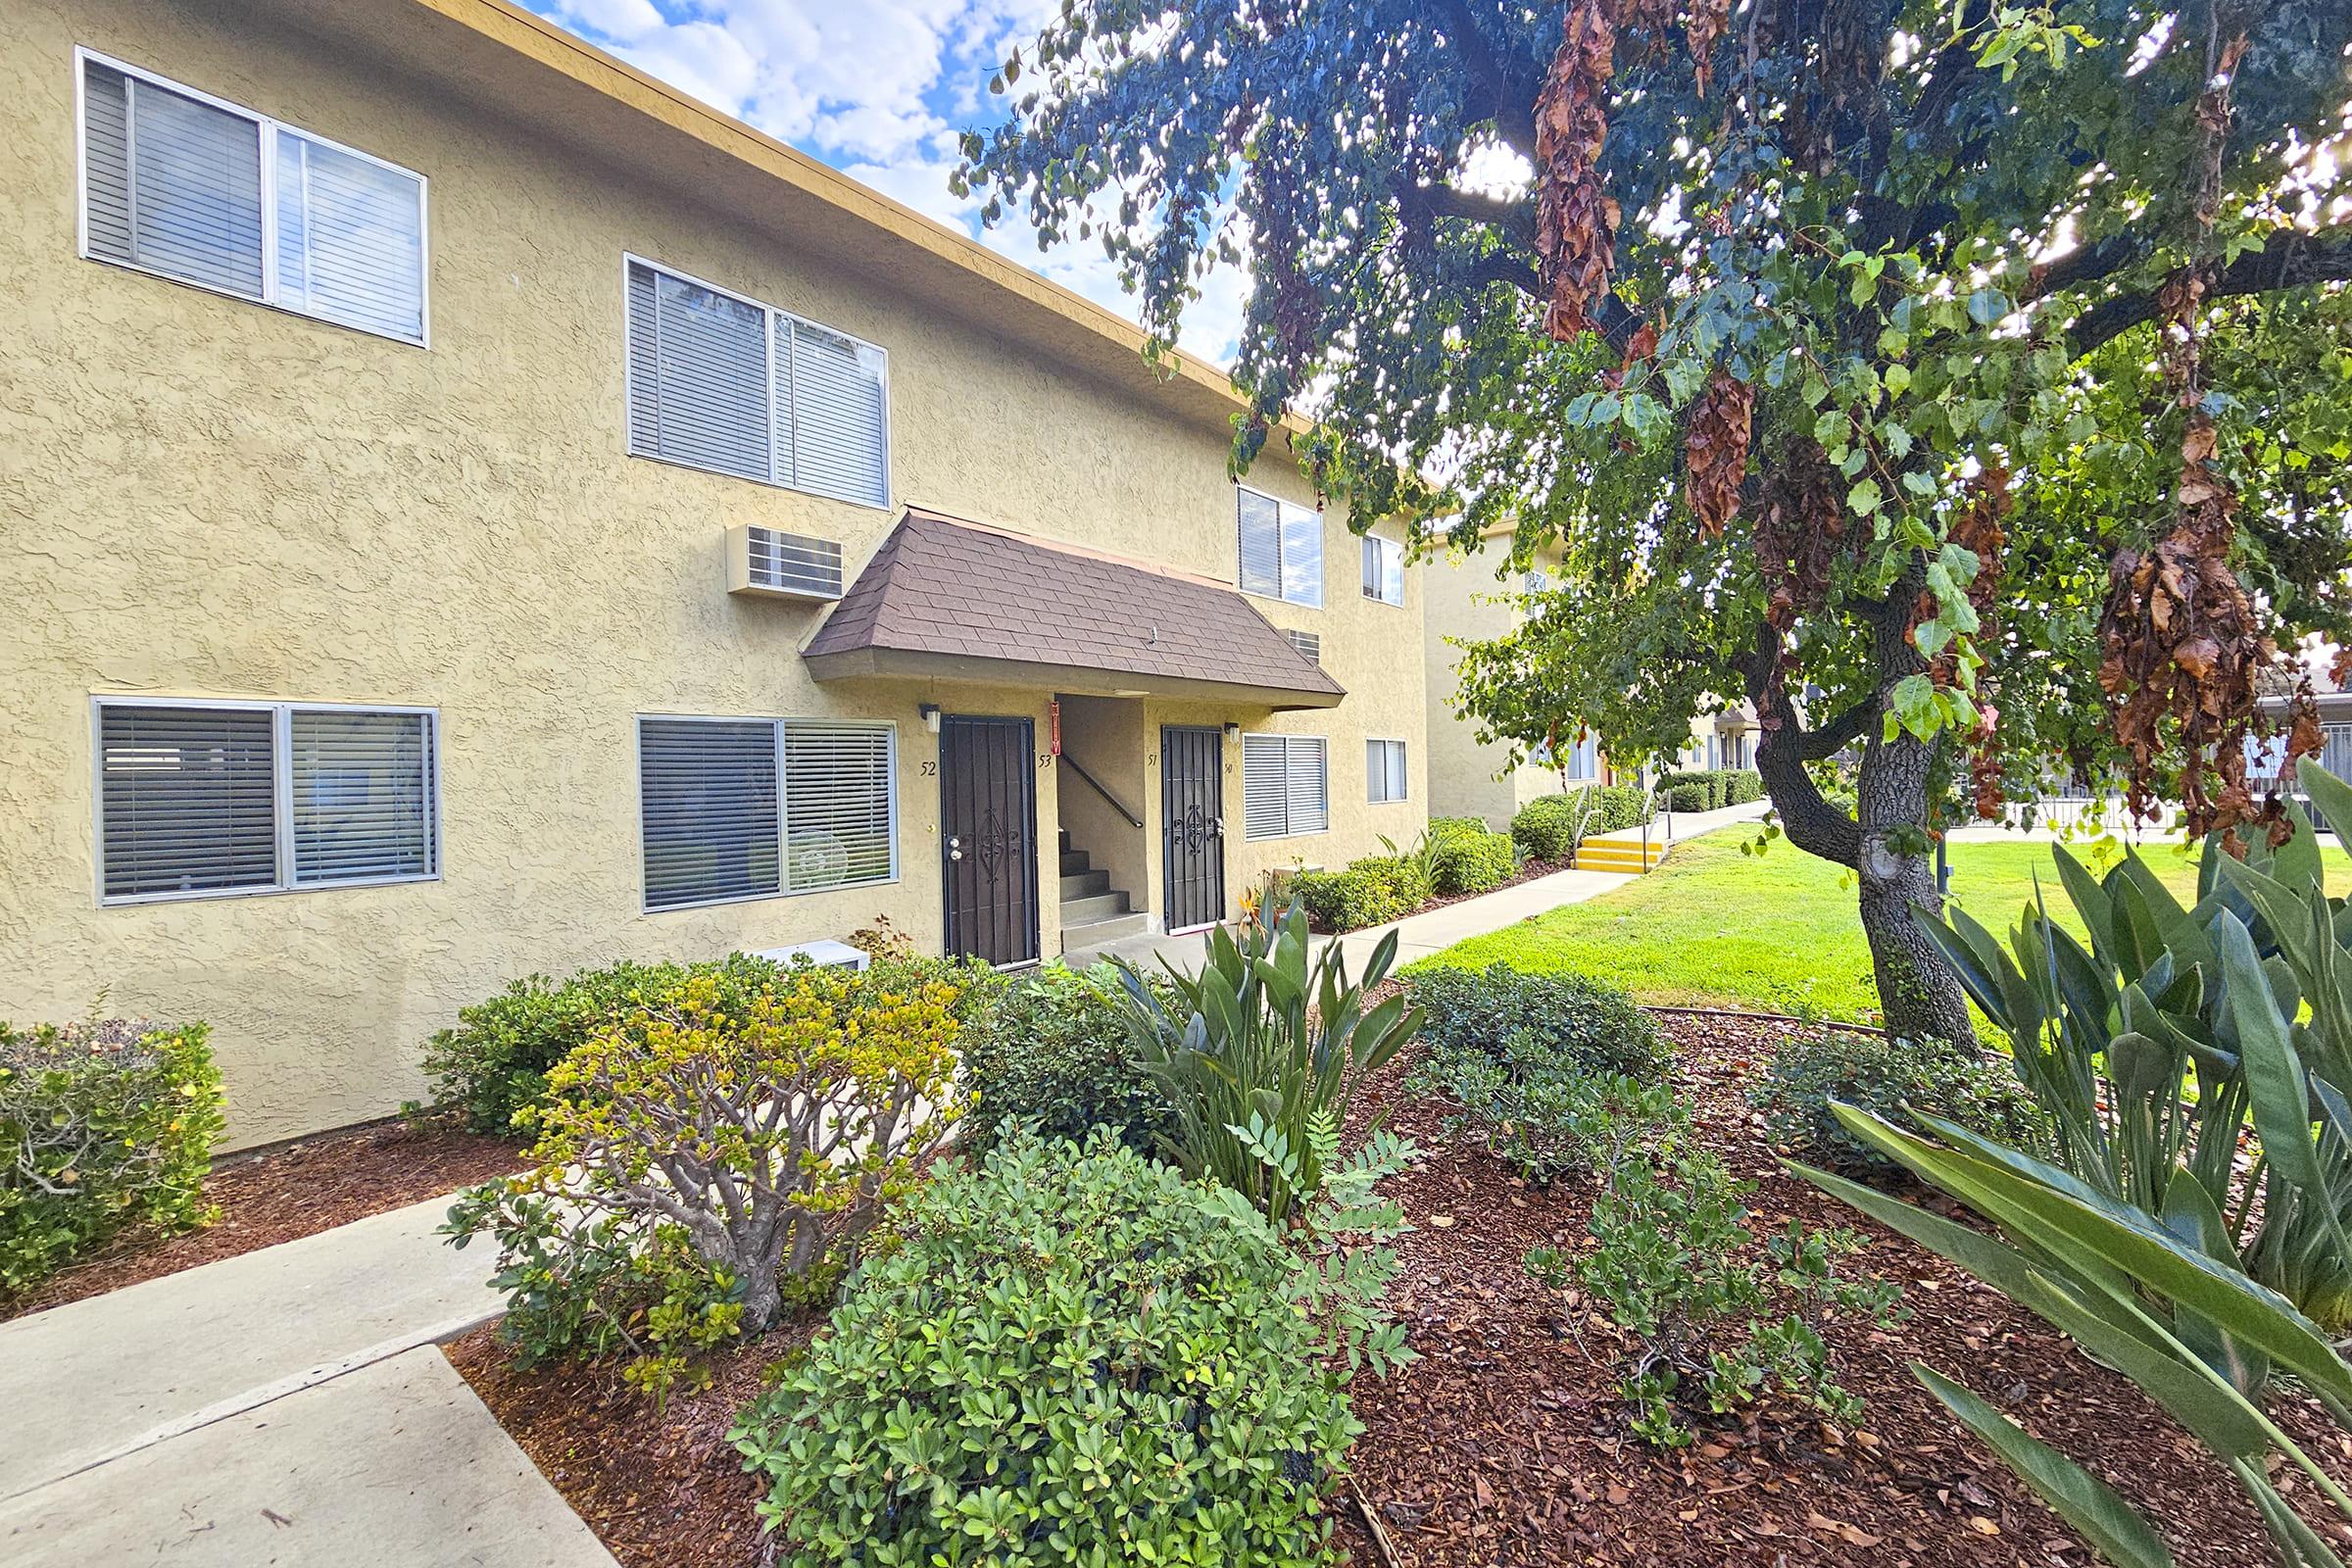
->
[1913, 762, 2352, 1341]
[1113, 898, 1421, 1223]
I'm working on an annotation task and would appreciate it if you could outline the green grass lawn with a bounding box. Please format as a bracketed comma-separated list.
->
[1414, 832, 2217, 1025]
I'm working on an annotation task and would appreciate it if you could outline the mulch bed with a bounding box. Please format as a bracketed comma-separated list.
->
[449, 1013, 2350, 1568]
[446, 1319, 805, 1568]
[1329, 1012, 2348, 1568]
[2, 1112, 525, 1321]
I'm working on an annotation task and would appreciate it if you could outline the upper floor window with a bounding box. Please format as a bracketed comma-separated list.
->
[1361, 535, 1404, 606]
[1367, 738, 1408, 803]
[96, 699, 438, 904]
[1237, 487, 1322, 608]
[625, 257, 890, 509]
[1561, 734, 1601, 781]
[77, 51, 428, 346]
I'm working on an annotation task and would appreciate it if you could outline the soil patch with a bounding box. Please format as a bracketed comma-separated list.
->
[4, 1112, 524, 1321]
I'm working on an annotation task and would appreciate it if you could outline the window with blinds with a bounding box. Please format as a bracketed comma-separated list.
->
[1361, 535, 1404, 606]
[1242, 733, 1330, 841]
[1367, 739, 1408, 804]
[78, 52, 427, 345]
[638, 715, 896, 910]
[1237, 486, 1323, 608]
[97, 701, 438, 903]
[625, 257, 890, 508]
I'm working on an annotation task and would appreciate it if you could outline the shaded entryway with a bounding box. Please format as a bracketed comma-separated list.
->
[939, 714, 1039, 967]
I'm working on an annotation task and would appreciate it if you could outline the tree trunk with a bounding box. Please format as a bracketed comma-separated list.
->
[1853, 733, 1976, 1046]
[1745, 614, 1976, 1048]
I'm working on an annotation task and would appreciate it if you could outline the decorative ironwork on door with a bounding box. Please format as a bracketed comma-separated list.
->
[1160, 725, 1225, 932]
[940, 715, 1039, 966]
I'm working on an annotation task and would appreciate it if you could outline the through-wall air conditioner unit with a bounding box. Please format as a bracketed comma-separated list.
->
[1283, 628, 1320, 664]
[728, 524, 845, 602]
[751, 938, 870, 972]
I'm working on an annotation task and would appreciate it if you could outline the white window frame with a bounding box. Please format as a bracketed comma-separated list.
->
[74, 47, 430, 348]
[621, 253, 893, 510]
[1367, 737, 1409, 804]
[1361, 534, 1405, 607]
[92, 695, 442, 906]
[1236, 483, 1324, 609]
[634, 712, 900, 914]
[1242, 731, 1330, 842]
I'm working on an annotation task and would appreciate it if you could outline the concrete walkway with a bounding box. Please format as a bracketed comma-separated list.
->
[1070, 801, 1772, 975]
[0, 1195, 614, 1567]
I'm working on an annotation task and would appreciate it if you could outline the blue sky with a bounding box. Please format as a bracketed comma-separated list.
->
[520, 0, 1249, 365]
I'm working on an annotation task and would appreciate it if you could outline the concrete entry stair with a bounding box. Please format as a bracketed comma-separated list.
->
[1057, 828, 1147, 951]
[1577, 830, 1669, 875]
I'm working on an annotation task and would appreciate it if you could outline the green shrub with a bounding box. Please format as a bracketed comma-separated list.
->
[1426, 815, 1516, 895]
[421, 953, 798, 1133]
[1409, 1030, 1677, 1186]
[1591, 785, 1653, 833]
[448, 956, 985, 1396]
[1293, 854, 1428, 932]
[2, 1018, 224, 1295]
[957, 961, 1168, 1152]
[1659, 780, 1711, 811]
[1406, 962, 1667, 1081]
[1715, 768, 1765, 806]
[1511, 792, 1600, 862]
[1116, 902, 1421, 1221]
[1747, 1030, 2050, 1177]
[732, 1130, 1412, 1567]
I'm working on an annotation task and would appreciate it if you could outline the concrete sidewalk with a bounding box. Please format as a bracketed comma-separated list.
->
[0, 1194, 612, 1566]
[1070, 802, 1770, 976]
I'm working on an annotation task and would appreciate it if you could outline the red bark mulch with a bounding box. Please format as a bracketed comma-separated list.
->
[451, 1012, 2351, 1568]
[2, 1112, 525, 1322]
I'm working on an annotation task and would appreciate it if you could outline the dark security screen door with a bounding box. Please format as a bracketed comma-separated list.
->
[940, 714, 1039, 966]
[1160, 724, 1226, 932]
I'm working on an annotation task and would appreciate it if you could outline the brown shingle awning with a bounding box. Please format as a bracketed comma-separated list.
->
[803, 509, 1346, 710]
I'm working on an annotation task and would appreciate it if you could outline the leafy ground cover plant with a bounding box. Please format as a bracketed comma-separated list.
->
[1, 1017, 223, 1295]
[1408, 1029, 1676, 1186]
[1426, 815, 1517, 895]
[1404, 962, 1667, 1081]
[448, 956, 979, 1396]
[421, 954, 789, 1133]
[1747, 1028, 2050, 1178]
[1549, 1140, 1900, 1447]
[956, 960, 1167, 1152]
[1116, 901, 1419, 1222]
[731, 1128, 1413, 1567]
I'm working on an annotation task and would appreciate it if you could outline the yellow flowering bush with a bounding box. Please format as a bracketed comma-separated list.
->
[447, 955, 987, 1396]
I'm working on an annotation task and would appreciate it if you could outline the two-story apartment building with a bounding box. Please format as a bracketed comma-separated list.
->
[1423, 529, 1757, 827]
[0, 0, 1427, 1146]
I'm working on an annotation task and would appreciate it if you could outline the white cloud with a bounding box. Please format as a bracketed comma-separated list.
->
[529, 0, 1249, 368]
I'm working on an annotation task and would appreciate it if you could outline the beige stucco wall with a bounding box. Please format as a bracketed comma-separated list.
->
[0, 0, 1426, 1145]
[1422, 540, 1581, 829]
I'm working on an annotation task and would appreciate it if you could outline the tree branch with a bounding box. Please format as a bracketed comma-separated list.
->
[1744, 630, 1864, 867]
[2064, 224, 2352, 358]
[1416, 183, 1537, 245]
[1427, 0, 1536, 158]
[1799, 698, 1878, 760]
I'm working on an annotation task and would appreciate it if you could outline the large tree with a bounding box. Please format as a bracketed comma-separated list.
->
[961, 0, 2352, 1041]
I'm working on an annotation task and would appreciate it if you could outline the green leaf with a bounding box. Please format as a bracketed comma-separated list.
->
[1914, 1365, 2177, 1568]
[1848, 477, 1884, 514]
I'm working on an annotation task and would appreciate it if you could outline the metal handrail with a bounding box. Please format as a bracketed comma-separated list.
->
[1060, 752, 1143, 830]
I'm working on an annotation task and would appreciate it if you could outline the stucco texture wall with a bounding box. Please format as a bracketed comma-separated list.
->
[1423, 542, 1572, 829]
[0, 0, 1427, 1145]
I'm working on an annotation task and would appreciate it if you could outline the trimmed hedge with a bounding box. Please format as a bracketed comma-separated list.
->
[2, 1018, 224, 1295]
[1655, 768, 1765, 810]
[1591, 785, 1654, 832]
[1295, 854, 1431, 931]
[1427, 815, 1518, 895]
[1405, 962, 1669, 1081]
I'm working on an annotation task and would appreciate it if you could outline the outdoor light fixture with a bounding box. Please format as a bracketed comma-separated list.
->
[1224, 722, 1242, 743]
[919, 703, 942, 734]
